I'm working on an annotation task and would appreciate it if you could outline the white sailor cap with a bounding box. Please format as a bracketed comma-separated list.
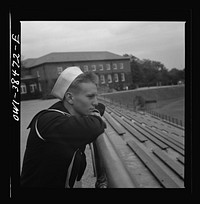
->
[51, 66, 83, 100]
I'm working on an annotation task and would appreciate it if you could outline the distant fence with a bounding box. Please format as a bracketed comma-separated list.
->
[145, 109, 184, 129]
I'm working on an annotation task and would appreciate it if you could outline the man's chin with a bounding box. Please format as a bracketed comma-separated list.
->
[79, 110, 91, 116]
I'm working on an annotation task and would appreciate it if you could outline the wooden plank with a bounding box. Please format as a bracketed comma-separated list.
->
[135, 123, 185, 155]
[127, 111, 184, 137]
[127, 140, 181, 188]
[123, 117, 186, 155]
[104, 112, 125, 135]
[107, 105, 184, 151]
[149, 126, 184, 146]
[144, 126, 185, 150]
[177, 155, 185, 164]
[153, 120, 184, 138]
[110, 113, 148, 143]
[147, 127, 185, 150]
[152, 148, 184, 179]
[122, 117, 169, 150]
[139, 117, 184, 145]
[111, 107, 143, 124]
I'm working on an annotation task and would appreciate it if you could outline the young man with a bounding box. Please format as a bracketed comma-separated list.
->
[20, 67, 106, 188]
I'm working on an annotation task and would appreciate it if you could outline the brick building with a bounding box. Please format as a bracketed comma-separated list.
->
[21, 51, 131, 99]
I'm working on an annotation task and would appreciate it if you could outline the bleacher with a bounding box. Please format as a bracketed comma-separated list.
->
[92, 97, 185, 188]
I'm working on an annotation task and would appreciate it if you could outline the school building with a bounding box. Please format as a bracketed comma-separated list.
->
[21, 51, 131, 100]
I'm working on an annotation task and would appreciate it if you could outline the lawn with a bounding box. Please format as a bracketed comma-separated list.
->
[152, 97, 185, 125]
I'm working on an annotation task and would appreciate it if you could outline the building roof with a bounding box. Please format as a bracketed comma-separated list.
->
[22, 51, 130, 68]
[21, 75, 38, 80]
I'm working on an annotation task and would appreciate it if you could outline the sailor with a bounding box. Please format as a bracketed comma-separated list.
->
[20, 67, 106, 188]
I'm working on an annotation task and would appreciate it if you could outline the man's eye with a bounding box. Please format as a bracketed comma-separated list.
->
[88, 95, 94, 98]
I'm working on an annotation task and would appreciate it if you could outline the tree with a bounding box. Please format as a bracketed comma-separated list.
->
[124, 54, 174, 88]
[130, 56, 144, 88]
[141, 59, 163, 86]
[168, 68, 182, 84]
[124, 54, 144, 88]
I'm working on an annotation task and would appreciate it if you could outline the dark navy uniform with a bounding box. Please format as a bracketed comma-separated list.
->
[20, 101, 106, 188]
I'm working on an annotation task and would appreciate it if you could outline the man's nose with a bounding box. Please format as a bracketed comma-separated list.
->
[93, 96, 98, 106]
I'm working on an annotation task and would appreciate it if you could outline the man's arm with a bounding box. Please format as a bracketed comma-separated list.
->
[37, 111, 106, 146]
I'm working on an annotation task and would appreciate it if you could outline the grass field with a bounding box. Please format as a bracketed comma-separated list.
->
[152, 98, 184, 125]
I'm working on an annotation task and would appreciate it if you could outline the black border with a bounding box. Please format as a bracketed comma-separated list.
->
[9, 7, 194, 199]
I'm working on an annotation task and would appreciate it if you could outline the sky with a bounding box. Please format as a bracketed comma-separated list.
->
[21, 21, 185, 70]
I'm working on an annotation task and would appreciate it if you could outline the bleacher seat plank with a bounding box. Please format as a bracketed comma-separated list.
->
[121, 116, 184, 155]
[152, 148, 184, 179]
[177, 155, 184, 164]
[148, 126, 184, 146]
[144, 125, 184, 149]
[126, 111, 184, 137]
[122, 117, 168, 150]
[145, 114, 184, 137]
[110, 112, 148, 143]
[107, 108, 168, 150]
[133, 123, 185, 155]
[104, 112, 126, 135]
[127, 140, 181, 188]
[107, 106, 132, 120]
[106, 104, 184, 153]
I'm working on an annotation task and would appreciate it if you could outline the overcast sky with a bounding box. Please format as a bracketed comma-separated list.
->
[21, 21, 185, 70]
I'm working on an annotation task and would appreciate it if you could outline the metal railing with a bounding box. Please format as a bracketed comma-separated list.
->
[145, 109, 184, 129]
[93, 133, 138, 188]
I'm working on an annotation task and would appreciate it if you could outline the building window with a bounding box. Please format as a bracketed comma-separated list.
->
[38, 82, 42, 92]
[119, 63, 124, 69]
[106, 64, 111, 70]
[99, 64, 104, 71]
[114, 73, 119, 82]
[113, 63, 117, 70]
[21, 84, 27, 94]
[91, 65, 96, 71]
[83, 65, 89, 72]
[100, 75, 105, 84]
[30, 83, 37, 93]
[36, 70, 40, 77]
[57, 67, 63, 75]
[107, 74, 112, 83]
[121, 73, 125, 82]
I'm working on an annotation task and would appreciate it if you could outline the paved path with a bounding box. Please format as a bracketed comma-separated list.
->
[20, 99, 96, 188]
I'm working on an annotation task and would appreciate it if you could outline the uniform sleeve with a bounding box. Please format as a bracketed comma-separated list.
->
[37, 111, 106, 146]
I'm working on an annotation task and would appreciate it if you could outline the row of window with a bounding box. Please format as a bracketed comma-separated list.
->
[35, 63, 125, 78]
[21, 83, 42, 94]
[57, 63, 124, 75]
[99, 73, 125, 84]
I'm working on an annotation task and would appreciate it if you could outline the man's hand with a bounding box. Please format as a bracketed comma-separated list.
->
[90, 109, 107, 129]
[94, 103, 106, 116]
[90, 110, 102, 118]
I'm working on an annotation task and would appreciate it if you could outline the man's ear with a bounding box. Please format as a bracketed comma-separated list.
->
[64, 92, 74, 105]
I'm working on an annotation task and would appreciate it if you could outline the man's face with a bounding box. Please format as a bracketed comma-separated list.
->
[72, 82, 98, 116]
